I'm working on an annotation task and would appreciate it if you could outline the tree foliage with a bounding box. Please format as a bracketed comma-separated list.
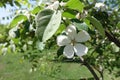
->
[0, 0, 120, 79]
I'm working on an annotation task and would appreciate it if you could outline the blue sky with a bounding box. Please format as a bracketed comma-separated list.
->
[0, 0, 116, 24]
[0, 5, 15, 24]
[0, 0, 37, 24]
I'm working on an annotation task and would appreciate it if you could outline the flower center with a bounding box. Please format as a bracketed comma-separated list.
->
[71, 39, 76, 46]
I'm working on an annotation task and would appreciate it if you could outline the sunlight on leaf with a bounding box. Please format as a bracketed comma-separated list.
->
[65, 0, 84, 12]
[9, 15, 28, 28]
[62, 9, 76, 18]
[31, 6, 42, 15]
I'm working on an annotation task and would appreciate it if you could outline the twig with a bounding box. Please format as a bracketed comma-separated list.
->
[80, 57, 99, 80]
[105, 30, 120, 48]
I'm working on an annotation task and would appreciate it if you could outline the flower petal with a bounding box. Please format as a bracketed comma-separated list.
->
[66, 24, 77, 40]
[75, 30, 90, 42]
[63, 44, 74, 58]
[57, 35, 71, 46]
[74, 43, 88, 57]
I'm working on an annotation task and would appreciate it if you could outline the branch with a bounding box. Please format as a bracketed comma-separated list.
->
[105, 30, 120, 48]
[80, 57, 99, 80]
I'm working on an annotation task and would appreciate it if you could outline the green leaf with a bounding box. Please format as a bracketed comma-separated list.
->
[36, 9, 54, 41]
[31, 6, 42, 15]
[62, 9, 76, 18]
[12, 38, 19, 44]
[111, 43, 120, 52]
[73, 22, 88, 31]
[87, 16, 105, 37]
[117, 22, 120, 29]
[55, 24, 65, 35]
[14, 1, 21, 8]
[0, 2, 3, 7]
[65, 0, 84, 12]
[42, 10, 61, 42]
[84, 18, 92, 29]
[9, 15, 28, 28]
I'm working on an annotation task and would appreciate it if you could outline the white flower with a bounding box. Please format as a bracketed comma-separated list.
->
[38, 0, 42, 5]
[29, 24, 36, 31]
[60, 1, 66, 6]
[0, 43, 7, 48]
[9, 27, 18, 38]
[27, 41, 33, 45]
[23, 44, 27, 51]
[8, 40, 16, 52]
[1, 47, 8, 55]
[57, 25, 90, 58]
[3, 42, 8, 47]
[76, 11, 88, 19]
[9, 44, 16, 52]
[111, 42, 119, 52]
[95, 3, 107, 11]
[46, 1, 59, 10]
[24, 11, 30, 20]
[36, 41, 45, 50]
[0, 43, 3, 48]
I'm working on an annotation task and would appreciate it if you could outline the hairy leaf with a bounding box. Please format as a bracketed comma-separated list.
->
[43, 11, 61, 42]
[36, 9, 61, 42]
[36, 9, 54, 41]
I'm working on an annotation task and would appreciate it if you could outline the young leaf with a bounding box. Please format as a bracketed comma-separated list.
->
[31, 6, 42, 15]
[87, 16, 105, 37]
[42, 11, 61, 42]
[65, 0, 84, 12]
[9, 15, 28, 28]
[36, 9, 54, 41]
[62, 9, 76, 18]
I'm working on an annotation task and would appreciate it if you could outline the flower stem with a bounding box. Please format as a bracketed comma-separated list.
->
[80, 57, 99, 80]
